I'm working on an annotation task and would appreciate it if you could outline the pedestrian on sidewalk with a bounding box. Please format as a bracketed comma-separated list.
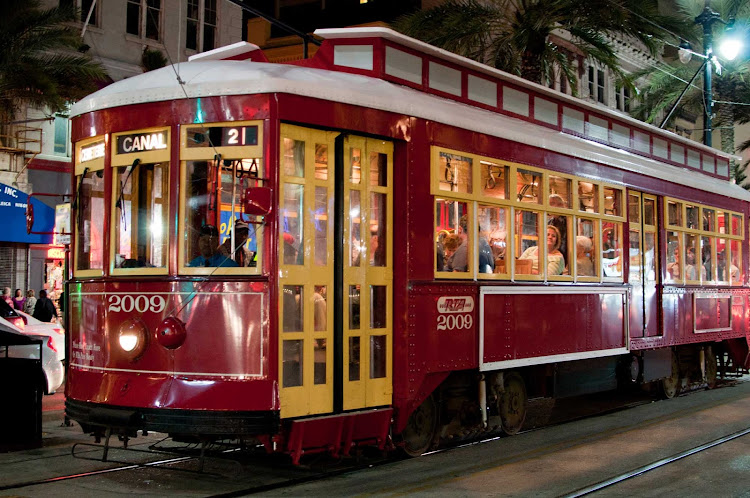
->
[33, 289, 58, 323]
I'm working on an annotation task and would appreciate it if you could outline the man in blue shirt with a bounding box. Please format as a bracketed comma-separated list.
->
[188, 224, 238, 267]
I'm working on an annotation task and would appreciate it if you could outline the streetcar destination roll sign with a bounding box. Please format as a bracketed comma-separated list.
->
[186, 125, 259, 148]
[116, 130, 168, 154]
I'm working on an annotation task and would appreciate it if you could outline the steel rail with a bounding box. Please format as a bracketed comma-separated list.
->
[564, 426, 750, 497]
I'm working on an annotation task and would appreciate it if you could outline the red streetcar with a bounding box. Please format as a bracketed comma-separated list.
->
[64, 28, 750, 462]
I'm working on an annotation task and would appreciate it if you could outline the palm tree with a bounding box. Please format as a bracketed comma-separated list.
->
[0, 0, 105, 124]
[393, 0, 691, 94]
[630, 0, 750, 185]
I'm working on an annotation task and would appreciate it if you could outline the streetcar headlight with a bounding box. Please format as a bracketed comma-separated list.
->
[119, 334, 139, 352]
[117, 319, 148, 360]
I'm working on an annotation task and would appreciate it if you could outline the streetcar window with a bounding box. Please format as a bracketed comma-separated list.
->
[349, 336, 360, 381]
[603, 187, 622, 217]
[547, 214, 570, 276]
[685, 234, 700, 281]
[435, 199, 470, 274]
[182, 159, 261, 270]
[283, 183, 304, 266]
[282, 340, 303, 387]
[481, 161, 508, 199]
[517, 168, 541, 204]
[701, 236, 713, 281]
[314, 338, 326, 385]
[578, 181, 599, 213]
[730, 240, 742, 285]
[113, 162, 168, 269]
[667, 201, 682, 226]
[718, 212, 727, 234]
[370, 335, 386, 379]
[478, 205, 507, 274]
[717, 239, 728, 283]
[350, 190, 362, 267]
[629, 229, 641, 281]
[370, 285, 386, 329]
[350, 147, 362, 184]
[666, 231, 681, 282]
[282, 285, 303, 332]
[314, 187, 328, 266]
[686, 204, 698, 229]
[314, 285, 327, 331]
[516, 209, 541, 276]
[731, 214, 743, 237]
[628, 194, 640, 223]
[703, 208, 715, 232]
[349, 284, 360, 330]
[548, 175, 571, 209]
[644, 232, 657, 282]
[601, 222, 622, 278]
[76, 168, 105, 272]
[315, 143, 328, 181]
[438, 151, 472, 194]
[282, 138, 305, 177]
[370, 151, 387, 187]
[643, 197, 656, 226]
[370, 192, 387, 267]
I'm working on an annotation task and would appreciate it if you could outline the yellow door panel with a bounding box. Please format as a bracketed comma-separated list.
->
[279, 124, 337, 419]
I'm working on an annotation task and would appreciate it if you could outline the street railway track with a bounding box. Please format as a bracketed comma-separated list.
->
[2, 378, 746, 496]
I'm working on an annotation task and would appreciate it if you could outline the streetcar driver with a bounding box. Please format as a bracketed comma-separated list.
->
[188, 224, 238, 267]
[217, 219, 253, 266]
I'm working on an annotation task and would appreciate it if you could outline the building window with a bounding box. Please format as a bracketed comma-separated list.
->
[186, 0, 217, 52]
[616, 85, 632, 112]
[588, 66, 607, 104]
[81, 0, 98, 25]
[60, 0, 99, 27]
[127, 0, 161, 41]
[53, 115, 69, 156]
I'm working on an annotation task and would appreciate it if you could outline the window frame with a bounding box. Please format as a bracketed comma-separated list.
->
[185, 0, 218, 52]
[109, 126, 171, 276]
[126, 0, 162, 42]
[178, 120, 265, 276]
[73, 135, 107, 278]
[663, 196, 744, 286]
[431, 145, 625, 283]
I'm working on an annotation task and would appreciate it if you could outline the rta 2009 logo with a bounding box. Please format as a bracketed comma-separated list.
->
[436, 296, 474, 313]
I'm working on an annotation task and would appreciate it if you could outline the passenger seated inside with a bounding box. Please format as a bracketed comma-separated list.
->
[576, 236, 596, 276]
[519, 226, 565, 276]
[685, 247, 705, 281]
[442, 234, 461, 271]
[188, 224, 238, 267]
[666, 247, 680, 280]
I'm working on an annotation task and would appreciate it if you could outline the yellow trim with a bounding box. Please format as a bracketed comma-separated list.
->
[278, 124, 339, 418]
[109, 156, 170, 276]
[73, 160, 106, 278]
[111, 126, 170, 167]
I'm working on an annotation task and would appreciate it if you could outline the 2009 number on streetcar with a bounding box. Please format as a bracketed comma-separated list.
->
[437, 313, 473, 331]
[108, 295, 166, 313]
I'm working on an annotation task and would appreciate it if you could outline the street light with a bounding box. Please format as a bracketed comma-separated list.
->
[695, 5, 742, 147]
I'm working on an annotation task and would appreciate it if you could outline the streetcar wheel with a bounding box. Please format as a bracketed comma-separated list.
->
[705, 345, 717, 389]
[401, 395, 438, 457]
[499, 372, 527, 435]
[661, 350, 681, 399]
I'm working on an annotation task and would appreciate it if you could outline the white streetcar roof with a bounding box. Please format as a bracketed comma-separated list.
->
[71, 59, 750, 203]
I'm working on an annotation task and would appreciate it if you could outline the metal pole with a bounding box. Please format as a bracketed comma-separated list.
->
[695, 4, 721, 147]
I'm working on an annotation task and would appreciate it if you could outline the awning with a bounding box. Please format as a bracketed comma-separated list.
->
[0, 183, 54, 244]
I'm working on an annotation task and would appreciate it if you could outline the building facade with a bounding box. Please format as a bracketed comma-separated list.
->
[0, 0, 243, 299]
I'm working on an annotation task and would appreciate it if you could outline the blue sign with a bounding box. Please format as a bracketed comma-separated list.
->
[0, 183, 54, 244]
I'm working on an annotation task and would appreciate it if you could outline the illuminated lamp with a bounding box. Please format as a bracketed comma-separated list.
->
[117, 319, 148, 360]
[156, 316, 187, 349]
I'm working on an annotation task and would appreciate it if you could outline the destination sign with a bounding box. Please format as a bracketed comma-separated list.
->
[80, 140, 105, 163]
[186, 125, 259, 148]
[116, 130, 168, 154]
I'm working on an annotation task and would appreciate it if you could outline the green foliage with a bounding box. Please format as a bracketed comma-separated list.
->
[393, 0, 692, 91]
[141, 48, 168, 72]
[0, 0, 105, 122]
